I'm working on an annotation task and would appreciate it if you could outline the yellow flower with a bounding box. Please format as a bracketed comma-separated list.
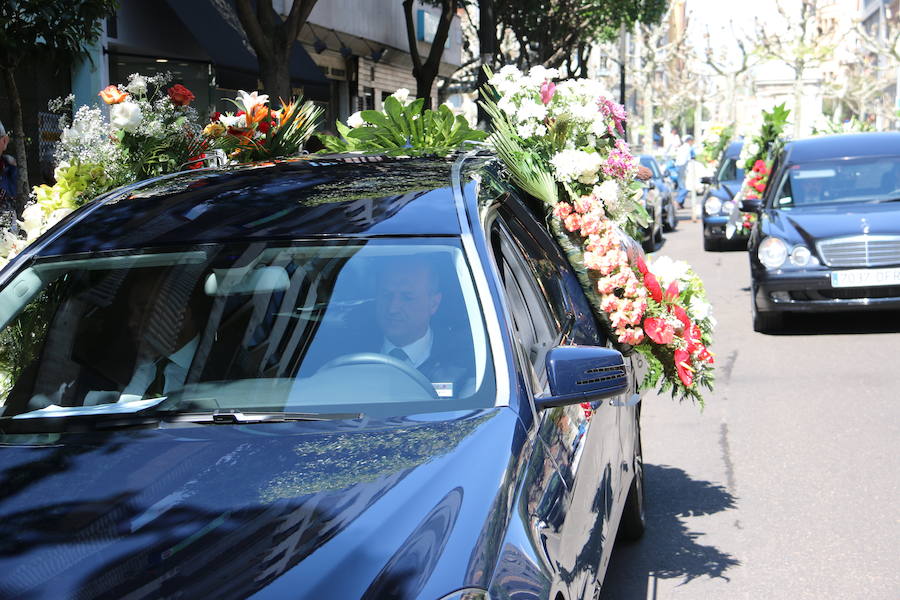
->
[203, 123, 226, 138]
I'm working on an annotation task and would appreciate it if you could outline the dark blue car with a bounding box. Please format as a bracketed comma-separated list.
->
[743, 132, 900, 332]
[0, 153, 645, 599]
[700, 141, 745, 251]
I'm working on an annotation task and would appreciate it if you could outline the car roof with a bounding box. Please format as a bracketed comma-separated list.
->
[35, 155, 465, 257]
[724, 141, 743, 159]
[784, 131, 900, 163]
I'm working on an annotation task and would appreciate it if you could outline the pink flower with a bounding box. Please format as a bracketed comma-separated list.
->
[644, 317, 675, 345]
[580, 213, 603, 236]
[584, 250, 603, 271]
[597, 276, 618, 295]
[665, 280, 680, 302]
[635, 255, 648, 276]
[573, 196, 593, 214]
[564, 213, 582, 232]
[553, 201, 573, 218]
[598, 97, 627, 135]
[618, 327, 645, 345]
[671, 304, 691, 330]
[540, 80, 557, 105]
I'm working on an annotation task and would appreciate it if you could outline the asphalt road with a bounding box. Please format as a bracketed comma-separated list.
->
[600, 211, 900, 599]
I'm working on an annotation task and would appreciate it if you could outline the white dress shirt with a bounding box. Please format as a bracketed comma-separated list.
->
[380, 328, 433, 368]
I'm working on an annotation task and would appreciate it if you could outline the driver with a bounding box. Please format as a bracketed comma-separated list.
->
[373, 256, 469, 395]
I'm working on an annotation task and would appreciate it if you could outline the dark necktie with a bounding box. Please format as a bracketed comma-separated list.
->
[389, 347, 410, 363]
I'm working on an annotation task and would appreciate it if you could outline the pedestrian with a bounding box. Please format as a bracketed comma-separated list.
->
[675, 134, 695, 209]
[0, 121, 17, 209]
[664, 127, 681, 159]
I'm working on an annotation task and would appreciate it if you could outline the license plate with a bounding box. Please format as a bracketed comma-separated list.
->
[831, 267, 900, 288]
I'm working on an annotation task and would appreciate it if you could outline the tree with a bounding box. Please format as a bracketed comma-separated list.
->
[754, 0, 841, 137]
[704, 25, 758, 124]
[234, 0, 320, 103]
[402, 0, 459, 110]
[495, 0, 667, 71]
[0, 0, 118, 212]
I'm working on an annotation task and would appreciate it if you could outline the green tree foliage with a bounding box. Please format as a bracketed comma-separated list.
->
[496, 0, 668, 70]
[0, 0, 118, 212]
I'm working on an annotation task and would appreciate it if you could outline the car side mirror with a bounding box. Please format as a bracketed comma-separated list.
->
[739, 198, 763, 213]
[535, 345, 628, 410]
[700, 176, 713, 185]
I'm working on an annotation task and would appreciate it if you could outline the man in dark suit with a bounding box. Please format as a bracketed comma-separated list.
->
[370, 255, 471, 397]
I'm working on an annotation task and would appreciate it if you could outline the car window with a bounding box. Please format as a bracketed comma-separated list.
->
[777, 156, 900, 206]
[0, 238, 497, 424]
[639, 156, 662, 178]
[490, 221, 556, 392]
[717, 157, 744, 182]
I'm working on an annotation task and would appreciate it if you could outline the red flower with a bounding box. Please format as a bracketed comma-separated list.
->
[671, 304, 691, 330]
[257, 119, 276, 134]
[697, 345, 715, 364]
[753, 159, 767, 172]
[187, 153, 205, 170]
[685, 323, 702, 353]
[674, 348, 694, 386]
[644, 317, 675, 345]
[635, 255, 648, 276]
[564, 213, 582, 233]
[753, 180, 767, 193]
[168, 84, 195, 106]
[210, 111, 222, 122]
[644, 272, 663, 303]
[665, 280, 680, 302]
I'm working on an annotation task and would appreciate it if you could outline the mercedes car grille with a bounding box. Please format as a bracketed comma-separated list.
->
[817, 235, 900, 267]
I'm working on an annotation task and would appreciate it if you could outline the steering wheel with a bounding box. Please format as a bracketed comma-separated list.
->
[319, 352, 439, 399]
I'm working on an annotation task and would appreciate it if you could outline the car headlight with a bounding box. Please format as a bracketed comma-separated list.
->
[789, 245, 812, 266]
[721, 200, 735, 215]
[758, 237, 788, 269]
[705, 197, 722, 215]
[436, 589, 491, 600]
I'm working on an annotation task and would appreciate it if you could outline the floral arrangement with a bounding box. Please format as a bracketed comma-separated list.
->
[316, 88, 487, 156]
[729, 104, 790, 239]
[481, 65, 715, 403]
[699, 123, 734, 166]
[202, 90, 322, 162]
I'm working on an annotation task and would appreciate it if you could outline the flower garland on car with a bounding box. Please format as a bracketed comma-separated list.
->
[481, 65, 715, 403]
[728, 103, 790, 239]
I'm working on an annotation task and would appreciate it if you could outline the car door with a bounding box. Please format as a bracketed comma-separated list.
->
[488, 204, 624, 598]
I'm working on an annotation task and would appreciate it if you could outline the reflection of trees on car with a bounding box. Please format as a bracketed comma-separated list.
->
[260, 411, 496, 502]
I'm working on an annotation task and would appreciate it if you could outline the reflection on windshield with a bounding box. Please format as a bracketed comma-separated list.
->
[778, 156, 900, 206]
[0, 239, 495, 424]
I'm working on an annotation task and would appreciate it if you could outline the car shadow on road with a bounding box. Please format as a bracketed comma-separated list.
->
[599, 464, 740, 599]
[771, 310, 900, 336]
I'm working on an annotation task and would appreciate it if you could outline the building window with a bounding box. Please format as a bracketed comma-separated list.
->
[359, 86, 375, 111]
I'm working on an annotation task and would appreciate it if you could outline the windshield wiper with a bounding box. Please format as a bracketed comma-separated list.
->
[0, 409, 363, 433]
[171, 410, 364, 424]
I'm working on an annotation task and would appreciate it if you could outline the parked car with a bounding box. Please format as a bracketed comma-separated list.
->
[0, 153, 647, 599]
[742, 132, 900, 332]
[639, 154, 678, 233]
[700, 141, 745, 251]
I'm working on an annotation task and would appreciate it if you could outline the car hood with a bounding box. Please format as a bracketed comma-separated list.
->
[0, 409, 524, 600]
[765, 202, 900, 245]
[721, 181, 743, 200]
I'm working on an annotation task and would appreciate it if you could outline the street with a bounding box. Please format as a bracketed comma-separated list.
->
[601, 210, 900, 599]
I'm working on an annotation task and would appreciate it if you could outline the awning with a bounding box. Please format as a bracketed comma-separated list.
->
[163, 0, 327, 87]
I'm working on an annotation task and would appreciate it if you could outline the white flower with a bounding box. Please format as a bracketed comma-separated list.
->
[219, 114, 247, 129]
[237, 90, 269, 115]
[390, 88, 411, 105]
[649, 255, 691, 286]
[595, 179, 620, 206]
[689, 295, 712, 322]
[46, 208, 74, 229]
[515, 100, 546, 124]
[110, 101, 142, 132]
[551, 149, 603, 184]
[21, 204, 45, 241]
[0, 230, 19, 258]
[347, 111, 365, 128]
[127, 74, 147, 96]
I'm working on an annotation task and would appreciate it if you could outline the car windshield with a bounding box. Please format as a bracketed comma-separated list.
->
[774, 156, 900, 208]
[639, 156, 662, 178]
[0, 238, 496, 425]
[717, 157, 744, 182]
